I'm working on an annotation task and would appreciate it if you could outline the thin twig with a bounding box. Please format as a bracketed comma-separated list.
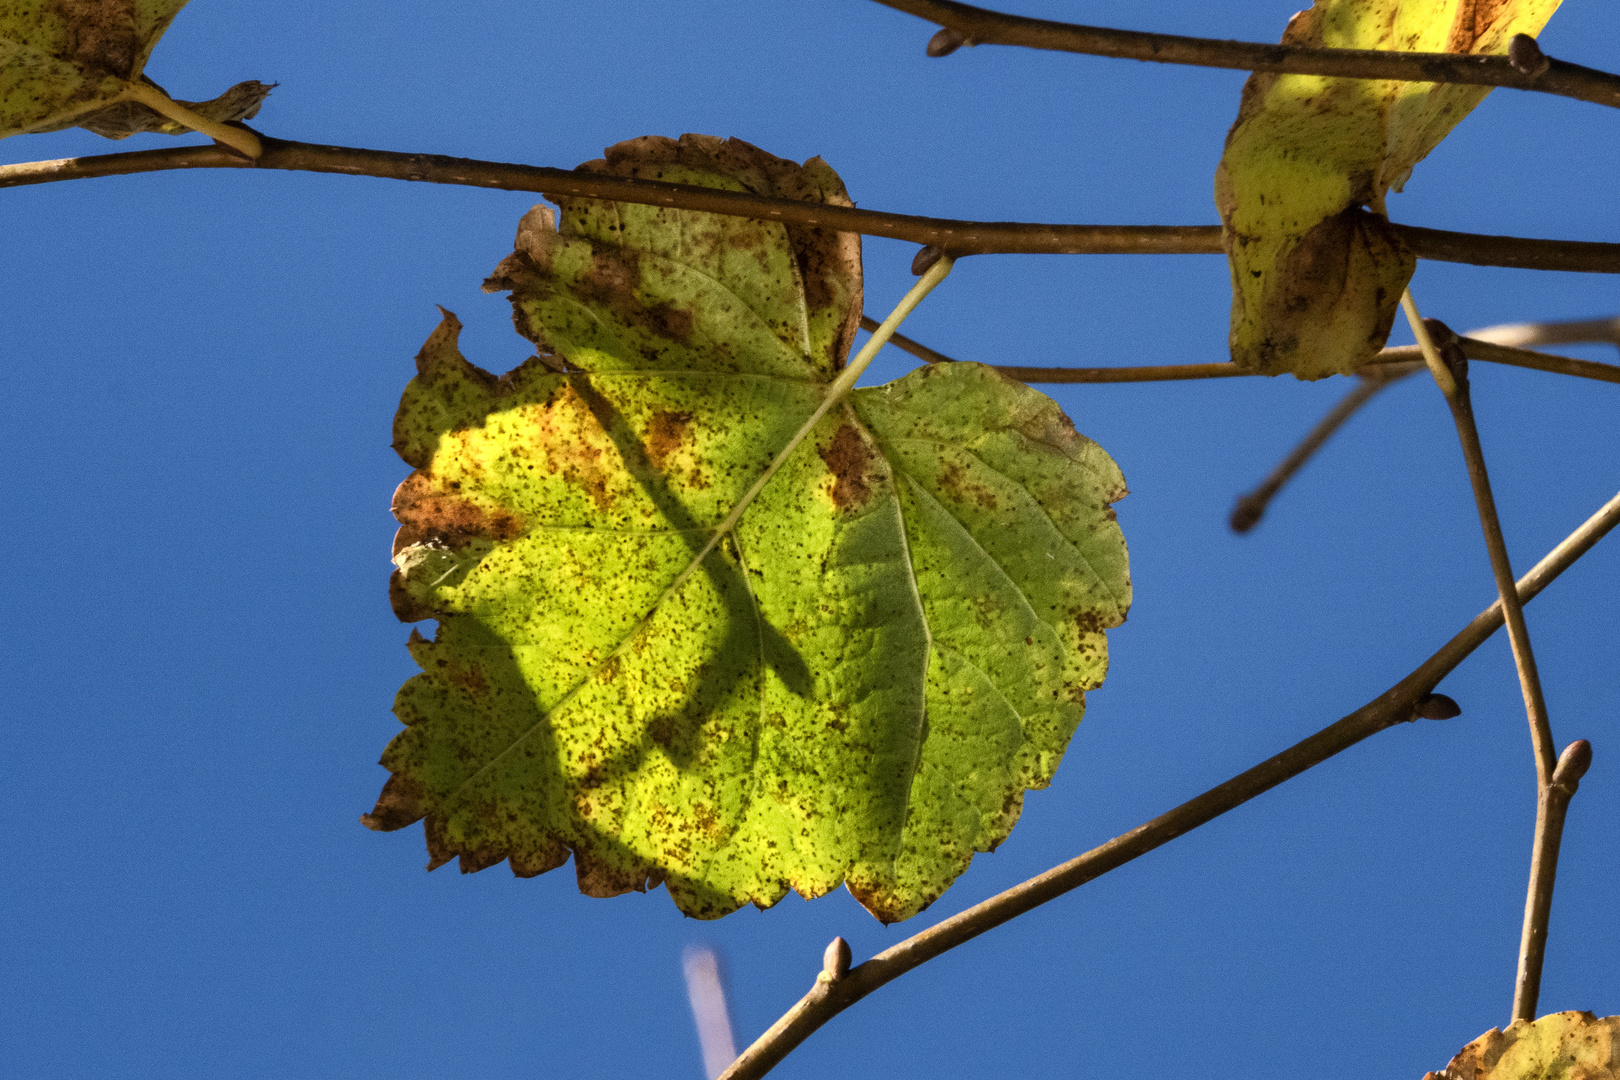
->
[873, 0, 1620, 110]
[1225, 332, 1620, 532]
[5, 139, 1620, 273]
[1403, 293, 1567, 1023]
[1513, 740, 1594, 1022]
[860, 316, 1620, 386]
[1402, 295, 1558, 787]
[1230, 364, 1421, 533]
[717, 486, 1620, 1080]
[1469, 315, 1620, 350]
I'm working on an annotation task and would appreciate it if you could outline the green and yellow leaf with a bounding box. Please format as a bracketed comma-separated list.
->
[1215, 0, 1562, 379]
[364, 135, 1132, 922]
[0, 0, 266, 140]
[1424, 1011, 1620, 1080]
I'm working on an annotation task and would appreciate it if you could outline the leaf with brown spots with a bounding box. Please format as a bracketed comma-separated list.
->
[367, 136, 1131, 922]
[0, 1, 267, 140]
[1215, 0, 1562, 379]
[1423, 1012, 1620, 1080]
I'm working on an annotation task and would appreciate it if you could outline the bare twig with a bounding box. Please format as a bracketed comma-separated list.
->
[873, 0, 1620, 110]
[6, 139, 1620, 273]
[860, 316, 1620, 387]
[1230, 364, 1421, 533]
[1403, 298, 1558, 787]
[1513, 740, 1594, 1022]
[717, 486, 1620, 1080]
[1469, 315, 1620, 351]
[1226, 331, 1620, 533]
[683, 946, 740, 1080]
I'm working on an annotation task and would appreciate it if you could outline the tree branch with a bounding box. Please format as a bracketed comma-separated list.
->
[1404, 302, 1558, 787]
[718, 485, 1620, 1080]
[861, 316, 1620, 386]
[873, 0, 1620, 110]
[5, 138, 1620, 272]
[1469, 315, 1620, 351]
[1230, 364, 1420, 533]
[1223, 330, 1620, 534]
[1513, 739, 1593, 1022]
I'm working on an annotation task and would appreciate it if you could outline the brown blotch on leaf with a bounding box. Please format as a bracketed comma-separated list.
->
[50, 0, 140, 74]
[1243, 206, 1412, 377]
[645, 409, 694, 469]
[818, 423, 874, 510]
[361, 773, 428, 832]
[571, 246, 697, 345]
[391, 472, 525, 553]
[571, 134, 862, 373]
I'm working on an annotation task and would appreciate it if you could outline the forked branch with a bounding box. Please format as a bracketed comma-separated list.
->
[1513, 740, 1594, 1022]
[1402, 299, 1557, 786]
[1230, 363, 1420, 533]
[6, 139, 1620, 272]
[718, 486, 1620, 1080]
[873, 0, 1620, 110]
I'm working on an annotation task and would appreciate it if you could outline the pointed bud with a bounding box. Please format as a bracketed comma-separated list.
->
[912, 245, 945, 276]
[1508, 34, 1550, 79]
[822, 936, 852, 983]
[927, 27, 967, 57]
[1422, 318, 1469, 389]
[1417, 693, 1462, 720]
[1552, 739, 1592, 793]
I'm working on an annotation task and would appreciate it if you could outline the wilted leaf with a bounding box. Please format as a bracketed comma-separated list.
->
[1424, 1011, 1620, 1080]
[1216, 0, 1562, 379]
[365, 135, 1132, 923]
[0, 0, 265, 140]
[61, 76, 272, 138]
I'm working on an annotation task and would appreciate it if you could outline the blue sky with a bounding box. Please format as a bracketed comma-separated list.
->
[3, 2, 1618, 1077]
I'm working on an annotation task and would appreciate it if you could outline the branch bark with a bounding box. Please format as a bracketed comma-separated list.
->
[1404, 304, 1558, 787]
[718, 485, 1620, 1080]
[1513, 739, 1593, 1022]
[872, 0, 1620, 110]
[860, 316, 1620, 386]
[1230, 364, 1420, 533]
[6, 138, 1620, 273]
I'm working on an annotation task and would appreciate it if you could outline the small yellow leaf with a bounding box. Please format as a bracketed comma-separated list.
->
[1425, 1011, 1620, 1080]
[1216, 0, 1562, 379]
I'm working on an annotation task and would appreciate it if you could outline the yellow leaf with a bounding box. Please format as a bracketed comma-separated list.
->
[1425, 1011, 1620, 1080]
[1215, 0, 1562, 379]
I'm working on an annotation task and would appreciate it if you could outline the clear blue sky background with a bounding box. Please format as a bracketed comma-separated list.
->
[4, 2, 1617, 1077]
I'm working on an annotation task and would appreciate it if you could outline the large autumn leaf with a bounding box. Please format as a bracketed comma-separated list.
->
[0, 0, 267, 140]
[1216, 0, 1562, 379]
[364, 135, 1132, 923]
[1424, 1011, 1620, 1080]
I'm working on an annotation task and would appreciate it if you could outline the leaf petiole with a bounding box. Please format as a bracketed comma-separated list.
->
[122, 80, 263, 159]
[656, 254, 955, 602]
